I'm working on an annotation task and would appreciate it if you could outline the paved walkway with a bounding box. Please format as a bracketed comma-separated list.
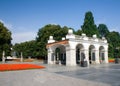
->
[42, 63, 120, 86]
[53, 64, 120, 86]
[0, 61, 120, 86]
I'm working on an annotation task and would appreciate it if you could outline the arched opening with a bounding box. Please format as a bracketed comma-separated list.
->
[54, 45, 66, 65]
[76, 44, 85, 65]
[89, 45, 96, 64]
[99, 46, 105, 63]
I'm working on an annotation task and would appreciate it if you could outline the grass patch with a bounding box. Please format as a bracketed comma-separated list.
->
[108, 57, 114, 60]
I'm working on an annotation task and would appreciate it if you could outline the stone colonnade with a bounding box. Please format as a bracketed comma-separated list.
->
[46, 29, 109, 66]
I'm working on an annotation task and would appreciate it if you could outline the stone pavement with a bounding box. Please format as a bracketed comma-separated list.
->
[56, 64, 120, 86]
[0, 61, 120, 86]
[42, 63, 120, 86]
[0, 69, 109, 86]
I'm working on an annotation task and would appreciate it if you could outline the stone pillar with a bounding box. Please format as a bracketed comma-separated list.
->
[53, 53, 56, 64]
[48, 52, 53, 64]
[59, 60, 61, 65]
[47, 48, 54, 64]
[84, 49, 89, 66]
[2, 51, 5, 63]
[95, 50, 100, 64]
[66, 46, 76, 66]
[70, 49, 76, 66]
[66, 48, 70, 66]
[104, 50, 109, 63]
[20, 52, 23, 62]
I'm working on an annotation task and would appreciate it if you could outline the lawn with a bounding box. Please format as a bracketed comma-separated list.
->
[0, 64, 45, 71]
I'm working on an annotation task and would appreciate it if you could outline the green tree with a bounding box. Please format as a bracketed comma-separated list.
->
[36, 24, 70, 58]
[98, 24, 109, 37]
[13, 40, 37, 58]
[81, 11, 99, 37]
[75, 29, 83, 35]
[0, 22, 12, 58]
[106, 31, 120, 58]
[13, 24, 70, 59]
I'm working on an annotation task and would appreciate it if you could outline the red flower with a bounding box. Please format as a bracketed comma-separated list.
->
[109, 59, 115, 63]
[0, 64, 45, 71]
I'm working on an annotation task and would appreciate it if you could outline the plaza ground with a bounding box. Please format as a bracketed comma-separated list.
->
[0, 62, 120, 86]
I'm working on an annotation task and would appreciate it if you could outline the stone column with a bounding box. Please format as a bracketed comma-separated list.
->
[95, 50, 100, 64]
[66, 46, 76, 66]
[53, 53, 56, 64]
[84, 49, 89, 66]
[48, 52, 52, 64]
[104, 50, 109, 63]
[2, 51, 5, 63]
[20, 52, 23, 62]
[47, 48, 54, 64]
[66, 48, 70, 66]
[70, 49, 76, 66]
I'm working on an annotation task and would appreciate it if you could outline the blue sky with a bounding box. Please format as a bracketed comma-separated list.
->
[0, 0, 120, 44]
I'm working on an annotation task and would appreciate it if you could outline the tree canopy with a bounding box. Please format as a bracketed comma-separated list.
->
[13, 24, 70, 59]
[0, 22, 12, 58]
[36, 24, 68, 42]
[35, 24, 69, 58]
[81, 11, 99, 37]
[106, 31, 120, 57]
[12, 11, 120, 59]
[98, 24, 109, 37]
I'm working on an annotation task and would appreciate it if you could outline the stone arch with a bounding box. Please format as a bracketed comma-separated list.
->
[99, 46, 105, 63]
[89, 45, 96, 64]
[76, 44, 85, 65]
[51, 44, 66, 65]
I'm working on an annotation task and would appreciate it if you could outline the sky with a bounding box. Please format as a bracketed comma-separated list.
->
[0, 0, 120, 44]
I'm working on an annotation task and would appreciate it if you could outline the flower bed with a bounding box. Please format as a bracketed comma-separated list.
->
[109, 59, 115, 63]
[0, 64, 45, 71]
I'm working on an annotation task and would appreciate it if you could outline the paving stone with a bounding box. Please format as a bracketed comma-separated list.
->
[0, 62, 120, 86]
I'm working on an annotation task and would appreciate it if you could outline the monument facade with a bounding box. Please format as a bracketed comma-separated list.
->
[46, 29, 108, 66]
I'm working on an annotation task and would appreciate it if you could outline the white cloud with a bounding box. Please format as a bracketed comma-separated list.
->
[12, 31, 37, 44]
